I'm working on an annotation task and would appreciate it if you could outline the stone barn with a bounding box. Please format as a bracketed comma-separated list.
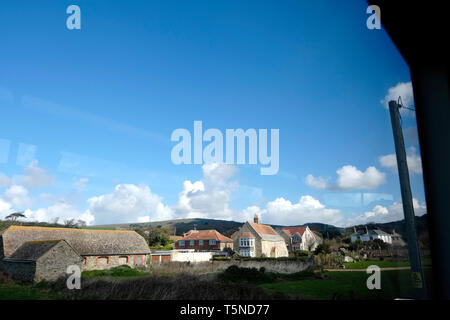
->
[0, 226, 151, 282]
[1, 240, 83, 283]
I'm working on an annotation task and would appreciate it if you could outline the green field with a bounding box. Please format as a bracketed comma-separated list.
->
[259, 269, 432, 300]
[343, 259, 431, 269]
[0, 282, 61, 300]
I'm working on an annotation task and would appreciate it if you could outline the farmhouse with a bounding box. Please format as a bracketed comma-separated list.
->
[350, 227, 393, 244]
[0, 226, 151, 282]
[174, 229, 233, 252]
[231, 215, 288, 258]
[277, 226, 321, 252]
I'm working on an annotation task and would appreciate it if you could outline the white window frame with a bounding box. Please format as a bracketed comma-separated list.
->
[239, 238, 254, 247]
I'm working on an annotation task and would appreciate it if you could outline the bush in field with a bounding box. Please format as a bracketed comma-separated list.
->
[218, 265, 273, 283]
[313, 253, 344, 268]
[314, 243, 331, 255]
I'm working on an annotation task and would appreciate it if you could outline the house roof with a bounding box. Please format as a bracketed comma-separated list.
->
[178, 230, 232, 242]
[248, 222, 285, 242]
[4, 240, 69, 262]
[1, 226, 151, 257]
[281, 226, 321, 239]
[281, 226, 307, 237]
[369, 229, 391, 236]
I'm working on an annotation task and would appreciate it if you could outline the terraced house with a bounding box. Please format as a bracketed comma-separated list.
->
[174, 229, 233, 252]
[0, 226, 151, 282]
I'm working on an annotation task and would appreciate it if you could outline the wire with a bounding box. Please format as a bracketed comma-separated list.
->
[398, 96, 416, 112]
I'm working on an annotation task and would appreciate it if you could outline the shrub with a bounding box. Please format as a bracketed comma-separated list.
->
[314, 243, 331, 255]
[218, 265, 273, 284]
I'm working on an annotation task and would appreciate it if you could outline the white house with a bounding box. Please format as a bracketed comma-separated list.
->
[351, 228, 393, 244]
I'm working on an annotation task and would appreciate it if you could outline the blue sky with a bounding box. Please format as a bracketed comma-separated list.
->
[0, 1, 426, 226]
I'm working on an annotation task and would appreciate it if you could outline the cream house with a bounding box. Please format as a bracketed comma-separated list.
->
[231, 215, 288, 258]
[277, 226, 321, 252]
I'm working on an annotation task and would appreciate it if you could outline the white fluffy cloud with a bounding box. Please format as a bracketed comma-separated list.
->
[381, 81, 414, 112]
[23, 200, 95, 226]
[86, 184, 173, 224]
[347, 198, 426, 225]
[307, 165, 386, 191]
[174, 163, 237, 220]
[305, 174, 328, 190]
[251, 195, 344, 227]
[2, 185, 32, 209]
[334, 166, 386, 190]
[379, 146, 422, 174]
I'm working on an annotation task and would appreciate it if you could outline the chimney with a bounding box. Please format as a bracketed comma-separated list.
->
[254, 214, 260, 224]
[353, 226, 357, 233]
[365, 226, 369, 234]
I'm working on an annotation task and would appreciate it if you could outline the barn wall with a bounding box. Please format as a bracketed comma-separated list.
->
[82, 254, 149, 270]
[1, 261, 36, 282]
[35, 242, 83, 282]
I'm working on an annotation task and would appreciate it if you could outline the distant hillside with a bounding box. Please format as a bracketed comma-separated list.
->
[343, 214, 429, 241]
[94, 218, 344, 238]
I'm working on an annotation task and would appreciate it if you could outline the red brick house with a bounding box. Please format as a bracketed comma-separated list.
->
[174, 229, 233, 251]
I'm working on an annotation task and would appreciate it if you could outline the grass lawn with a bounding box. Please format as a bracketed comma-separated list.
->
[260, 269, 432, 300]
[82, 265, 148, 279]
[343, 258, 432, 269]
[0, 282, 61, 300]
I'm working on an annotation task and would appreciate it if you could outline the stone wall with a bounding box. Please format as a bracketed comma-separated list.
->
[261, 240, 289, 258]
[35, 241, 83, 282]
[82, 254, 149, 270]
[2, 260, 36, 282]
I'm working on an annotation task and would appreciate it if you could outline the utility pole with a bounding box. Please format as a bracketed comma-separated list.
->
[389, 100, 427, 299]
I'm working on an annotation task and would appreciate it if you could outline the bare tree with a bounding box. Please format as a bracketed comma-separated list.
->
[76, 219, 87, 228]
[63, 218, 77, 228]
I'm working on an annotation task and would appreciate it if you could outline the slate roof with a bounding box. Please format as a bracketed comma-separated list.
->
[1, 226, 151, 257]
[5, 240, 65, 261]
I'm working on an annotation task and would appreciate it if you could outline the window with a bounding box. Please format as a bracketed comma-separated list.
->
[209, 239, 216, 245]
[239, 238, 254, 247]
[179, 240, 185, 246]
[239, 249, 255, 257]
[135, 255, 143, 266]
[190, 240, 195, 246]
[199, 240, 204, 245]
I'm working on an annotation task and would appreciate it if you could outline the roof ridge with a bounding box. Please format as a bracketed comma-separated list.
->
[7, 225, 134, 233]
